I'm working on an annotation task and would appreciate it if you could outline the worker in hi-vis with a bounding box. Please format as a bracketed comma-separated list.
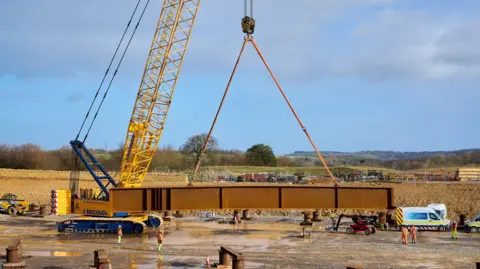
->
[451, 221, 458, 240]
[401, 226, 409, 245]
[410, 225, 417, 244]
[157, 231, 164, 251]
[379, 213, 387, 231]
[233, 215, 238, 232]
[117, 225, 123, 244]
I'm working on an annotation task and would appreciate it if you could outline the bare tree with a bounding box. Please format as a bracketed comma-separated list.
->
[180, 133, 219, 166]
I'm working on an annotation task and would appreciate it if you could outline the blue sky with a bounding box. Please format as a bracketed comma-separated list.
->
[1, 0, 479, 155]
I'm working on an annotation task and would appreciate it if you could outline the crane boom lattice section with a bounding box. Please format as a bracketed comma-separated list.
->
[119, 0, 200, 188]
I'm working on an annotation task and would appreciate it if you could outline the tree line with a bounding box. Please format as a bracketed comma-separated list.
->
[0, 134, 277, 172]
[1, 133, 479, 172]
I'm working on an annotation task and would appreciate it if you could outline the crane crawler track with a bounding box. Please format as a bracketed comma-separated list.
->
[56, 214, 161, 234]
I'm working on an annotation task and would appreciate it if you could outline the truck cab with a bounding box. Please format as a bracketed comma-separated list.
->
[465, 213, 480, 233]
[427, 203, 448, 220]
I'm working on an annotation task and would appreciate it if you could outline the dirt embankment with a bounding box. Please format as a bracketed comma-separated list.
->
[0, 172, 478, 220]
[0, 168, 187, 206]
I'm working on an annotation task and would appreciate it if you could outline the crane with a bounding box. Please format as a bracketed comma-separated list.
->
[59, 0, 201, 234]
[57, 0, 336, 234]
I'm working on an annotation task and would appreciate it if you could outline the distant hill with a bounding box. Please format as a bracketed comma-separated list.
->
[287, 149, 480, 161]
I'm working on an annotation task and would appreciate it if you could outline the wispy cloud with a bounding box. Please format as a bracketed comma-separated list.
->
[328, 8, 480, 81]
[1, 1, 478, 84]
[0, 1, 397, 81]
[67, 91, 85, 103]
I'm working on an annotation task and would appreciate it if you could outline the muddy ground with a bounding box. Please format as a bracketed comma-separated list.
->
[0, 214, 478, 269]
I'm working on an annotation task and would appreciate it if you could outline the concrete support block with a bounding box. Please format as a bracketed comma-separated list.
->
[94, 249, 111, 269]
[232, 256, 245, 269]
[312, 210, 322, 222]
[4, 240, 25, 269]
[219, 250, 231, 266]
[174, 210, 183, 218]
[163, 211, 175, 221]
[241, 209, 251, 220]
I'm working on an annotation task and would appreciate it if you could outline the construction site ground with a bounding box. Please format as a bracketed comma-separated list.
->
[0, 215, 478, 269]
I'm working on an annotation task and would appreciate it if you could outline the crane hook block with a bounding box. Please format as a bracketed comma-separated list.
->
[241, 16, 255, 35]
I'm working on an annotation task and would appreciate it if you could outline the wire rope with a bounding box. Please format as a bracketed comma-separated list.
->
[82, 0, 151, 143]
[75, 0, 142, 140]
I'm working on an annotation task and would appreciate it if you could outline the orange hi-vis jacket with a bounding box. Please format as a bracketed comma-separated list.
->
[410, 226, 417, 237]
[401, 227, 408, 237]
[157, 233, 163, 244]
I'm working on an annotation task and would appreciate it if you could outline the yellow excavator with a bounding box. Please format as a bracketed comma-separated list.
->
[0, 193, 31, 216]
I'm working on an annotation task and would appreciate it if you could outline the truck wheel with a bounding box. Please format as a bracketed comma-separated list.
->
[7, 206, 17, 216]
[346, 227, 354, 234]
[365, 229, 371, 235]
[470, 227, 478, 233]
[438, 225, 446, 232]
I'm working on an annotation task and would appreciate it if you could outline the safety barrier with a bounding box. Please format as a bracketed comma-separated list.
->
[51, 189, 71, 215]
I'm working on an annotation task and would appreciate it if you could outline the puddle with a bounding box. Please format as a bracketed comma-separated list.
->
[394, 261, 445, 268]
[118, 254, 207, 269]
[25, 250, 84, 257]
[277, 238, 297, 246]
[121, 245, 159, 252]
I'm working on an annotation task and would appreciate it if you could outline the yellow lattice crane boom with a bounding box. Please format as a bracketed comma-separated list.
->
[63, 0, 201, 234]
[119, 0, 200, 188]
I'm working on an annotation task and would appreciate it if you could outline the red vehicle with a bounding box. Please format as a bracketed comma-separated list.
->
[346, 219, 376, 235]
[329, 214, 378, 235]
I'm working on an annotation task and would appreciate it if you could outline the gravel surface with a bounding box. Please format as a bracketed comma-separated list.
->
[0, 215, 478, 268]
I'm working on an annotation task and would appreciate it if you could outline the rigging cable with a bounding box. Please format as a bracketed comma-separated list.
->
[75, 0, 142, 141]
[82, 0, 151, 143]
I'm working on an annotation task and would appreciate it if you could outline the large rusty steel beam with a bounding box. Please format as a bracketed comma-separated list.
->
[111, 186, 395, 212]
